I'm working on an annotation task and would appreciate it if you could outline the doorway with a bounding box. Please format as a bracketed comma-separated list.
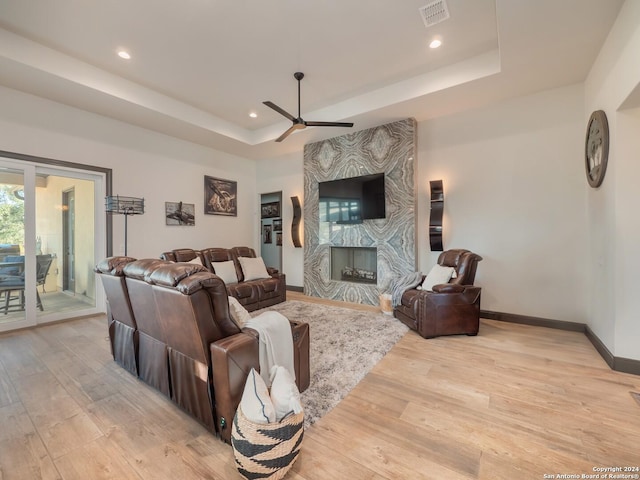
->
[62, 188, 75, 293]
[260, 191, 282, 273]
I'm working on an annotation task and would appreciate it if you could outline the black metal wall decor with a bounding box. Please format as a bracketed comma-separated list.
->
[105, 195, 145, 256]
[291, 196, 302, 248]
[429, 180, 444, 251]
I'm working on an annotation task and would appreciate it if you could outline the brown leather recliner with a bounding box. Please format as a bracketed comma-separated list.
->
[229, 246, 286, 311]
[150, 263, 240, 433]
[98, 257, 309, 444]
[200, 247, 260, 309]
[123, 258, 173, 396]
[161, 247, 287, 312]
[394, 249, 483, 339]
[95, 256, 138, 375]
[149, 262, 308, 443]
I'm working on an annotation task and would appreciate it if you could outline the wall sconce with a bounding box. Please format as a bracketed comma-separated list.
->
[290, 196, 302, 248]
[105, 195, 145, 256]
[429, 180, 444, 251]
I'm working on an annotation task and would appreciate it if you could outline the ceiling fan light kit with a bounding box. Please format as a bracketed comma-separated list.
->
[264, 72, 354, 142]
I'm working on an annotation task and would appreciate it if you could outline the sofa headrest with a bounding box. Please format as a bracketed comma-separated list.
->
[231, 246, 256, 259]
[95, 256, 137, 275]
[159, 251, 175, 261]
[201, 247, 233, 263]
[437, 249, 482, 285]
[149, 262, 209, 287]
[123, 258, 171, 281]
[173, 249, 200, 262]
[438, 249, 470, 268]
[175, 271, 226, 295]
[151, 268, 239, 338]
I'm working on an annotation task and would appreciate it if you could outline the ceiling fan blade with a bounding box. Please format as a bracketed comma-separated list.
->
[275, 124, 305, 143]
[268, 72, 356, 142]
[263, 101, 296, 122]
[304, 121, 355, 128]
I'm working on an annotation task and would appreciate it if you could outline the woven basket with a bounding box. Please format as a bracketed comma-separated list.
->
[232, 407, 304, 480]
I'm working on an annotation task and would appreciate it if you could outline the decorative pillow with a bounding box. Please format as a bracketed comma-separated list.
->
[228, 296, 251, 327]
[187, 256, 202, 266]
[238, 256, 270, 281]
[239, 368, 276, 424]
[420, 264, 455, 291]
[212, 260, 238, 285]
[269, 365, 302, 422]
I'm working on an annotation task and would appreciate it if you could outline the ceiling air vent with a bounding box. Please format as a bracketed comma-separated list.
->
[419, 0, 450, 28]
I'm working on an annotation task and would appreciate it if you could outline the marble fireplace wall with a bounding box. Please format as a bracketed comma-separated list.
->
[303, 118, 416, 305]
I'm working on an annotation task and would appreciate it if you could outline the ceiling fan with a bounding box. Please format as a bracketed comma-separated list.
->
[263, 72, 354, 142]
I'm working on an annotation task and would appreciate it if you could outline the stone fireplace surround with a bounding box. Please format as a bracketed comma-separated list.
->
[303, 118, 417, 305]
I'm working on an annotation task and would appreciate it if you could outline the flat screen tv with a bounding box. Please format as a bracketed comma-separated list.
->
[318, 173, 385, 223]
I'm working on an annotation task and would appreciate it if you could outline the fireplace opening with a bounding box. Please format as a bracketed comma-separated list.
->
[331, 247, 377, 284]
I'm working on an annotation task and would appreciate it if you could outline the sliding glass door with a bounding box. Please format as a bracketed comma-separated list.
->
[0, 164, 29, 329]
[0, 157, 106, 332]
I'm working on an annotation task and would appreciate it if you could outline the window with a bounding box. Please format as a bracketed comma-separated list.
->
[319, 198, 361, 224]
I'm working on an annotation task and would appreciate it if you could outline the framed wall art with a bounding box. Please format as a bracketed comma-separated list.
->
[204, 176, 237, 216]
[263, 224, 272, 244]
[261, 201, 280, 219]
[272, 218, 283, 232]
[165, 201, 195, 226]
[276, 232, 283, 246]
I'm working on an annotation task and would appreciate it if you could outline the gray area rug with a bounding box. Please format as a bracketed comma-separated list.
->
[255, 300, 409, 428]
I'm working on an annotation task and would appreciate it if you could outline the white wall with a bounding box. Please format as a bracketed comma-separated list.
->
[257, 85, 590, 323]
[584, 0, 640, 361]
[0, 86, 257, 262]
[615, 107, 640, 360]
[418, 85, 589, 322]
[256, 152, 304, 287]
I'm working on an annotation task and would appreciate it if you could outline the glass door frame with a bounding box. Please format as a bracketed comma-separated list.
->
[35, 164, 107, 324]
[0, 160, 35, 331]
[0, 150, 112, 332]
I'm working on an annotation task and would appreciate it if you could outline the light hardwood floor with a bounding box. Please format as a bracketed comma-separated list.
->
[1, 293, 639, 479]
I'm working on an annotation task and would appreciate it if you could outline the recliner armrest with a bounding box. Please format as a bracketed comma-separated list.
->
[432, 283, 466, 294]
[210, 332, 259, 443]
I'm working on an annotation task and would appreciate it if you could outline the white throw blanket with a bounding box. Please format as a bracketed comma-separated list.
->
[243, 311, 296, 387]
[390, 272, 423, 308]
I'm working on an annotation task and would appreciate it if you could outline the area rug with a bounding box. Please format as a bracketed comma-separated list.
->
[254, 300, 409, 428]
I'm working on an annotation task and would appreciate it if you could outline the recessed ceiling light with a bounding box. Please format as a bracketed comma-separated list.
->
[249, 112, 257, 118]
[117, 50, 131, 60]
[429, 39, 442, 49]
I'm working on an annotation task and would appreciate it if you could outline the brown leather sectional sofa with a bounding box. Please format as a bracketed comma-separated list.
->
[160, 246, 286, 311]
[95, 256, 309, 444]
